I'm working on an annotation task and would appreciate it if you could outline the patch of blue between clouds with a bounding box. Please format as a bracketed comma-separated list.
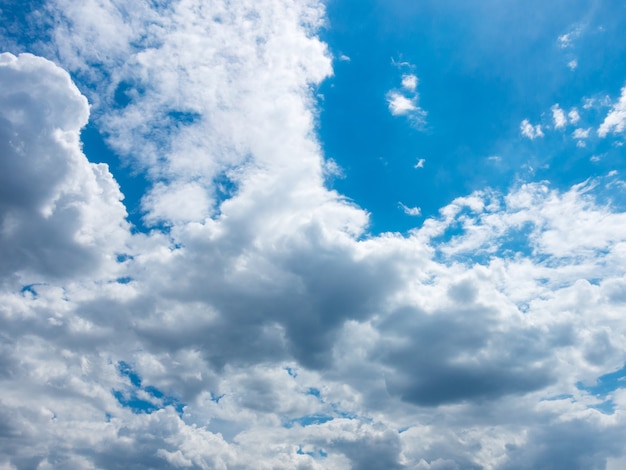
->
[284, 366, 298, 378]
[113, 81, 141, 108]
[81, 123, 149, 232]
[115, 253, 134, 263]
[297, 447, 328, 459]
[575, 363, 626, 415]
[20, 284, 41, 297]
[210, 392, 225, 403]
[306, 387, 322, 399]
[286, 414, 334, 428]
[113, 361, 185, 416]
[213, 170, 240, 211]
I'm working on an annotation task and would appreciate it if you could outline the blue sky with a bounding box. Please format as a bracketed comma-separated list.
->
[319, 0, 626, 232]
[2, 0, 626, 468]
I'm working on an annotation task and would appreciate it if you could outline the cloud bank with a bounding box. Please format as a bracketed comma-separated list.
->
[2, 1, 626, 469]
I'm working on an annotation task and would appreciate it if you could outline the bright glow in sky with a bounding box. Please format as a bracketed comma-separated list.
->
[2, 1, 626, 468]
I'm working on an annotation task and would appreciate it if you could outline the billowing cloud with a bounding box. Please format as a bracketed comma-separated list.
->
[3, 1, 626, 469]
[0, 52, 129, 284]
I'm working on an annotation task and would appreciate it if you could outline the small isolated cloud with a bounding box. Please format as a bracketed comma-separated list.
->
[573, 127, 591, 139]
[551, 104, 567, 129]
[398, 202, 421, 216]
[387, 65, 426, 126]
[401, 74, 418, 92]
[598, 86, 626, 137]
[520, 119, 544, 139]
[558, 33, 572, 48]
[568, 59, 578, 70]
[558, 25, 583, 48]
[414, 158, 425, 168]
[338, 54, 351, 62]
[488, 155, 502, 162]
[387, 91, 426, 126]
[569, 108, 581, 124]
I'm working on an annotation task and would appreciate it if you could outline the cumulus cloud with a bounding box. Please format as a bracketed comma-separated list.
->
[3, 2, 626, 469]
[0, 52, 129, 284]
[520, 119, 544, 139]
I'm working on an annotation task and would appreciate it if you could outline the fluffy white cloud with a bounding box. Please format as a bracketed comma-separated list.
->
[599, 86, 626, 137]
[0, 52, 129, 285]
[573, 127, 591, 140]
[388, 92, 418, 116]
[520, 119, 544, 139]
[3, 2, 626, 469]
[401, 74, 418, 92]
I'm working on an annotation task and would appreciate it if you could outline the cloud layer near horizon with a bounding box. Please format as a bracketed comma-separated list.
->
[2, 1, 626, 469]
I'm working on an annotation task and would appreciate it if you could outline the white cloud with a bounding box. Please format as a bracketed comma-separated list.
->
[387, 92, 417, 115]
[568, 59, 578, 70]
[401, 74, 418, 92]
[398, 202, 421, 216]
[558, 25, 583, 48]
[573, 127, 591, 140]
[599, 86, 626, 137]
[387, 68, 426, 126]
[558, 33, 573, 48]
[520, 119, 544, 139]
[0, 52, 129, 283]
[551, 104, 567, 129]
[414, 158, 426, 168]
[569, 107, 581, 124]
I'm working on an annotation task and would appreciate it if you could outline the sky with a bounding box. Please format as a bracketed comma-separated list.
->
[2, 0, 626, 468]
